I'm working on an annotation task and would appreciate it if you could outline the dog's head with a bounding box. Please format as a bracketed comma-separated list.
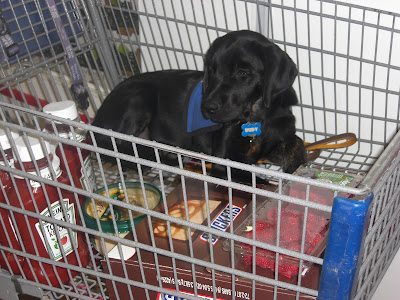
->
[201, 30, 298, 123]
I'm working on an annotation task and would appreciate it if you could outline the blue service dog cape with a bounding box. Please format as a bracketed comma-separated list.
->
[186, 81, 222, 134]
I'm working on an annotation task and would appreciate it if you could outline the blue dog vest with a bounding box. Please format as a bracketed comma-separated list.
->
[186, 81, 221, 134]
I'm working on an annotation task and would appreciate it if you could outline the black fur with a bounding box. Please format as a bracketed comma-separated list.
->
[92, 30, 307, 182]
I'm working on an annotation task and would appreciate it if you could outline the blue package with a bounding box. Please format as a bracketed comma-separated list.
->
[0, 0, 82, 61]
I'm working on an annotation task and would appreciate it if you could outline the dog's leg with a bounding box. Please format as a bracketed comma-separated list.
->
[266, 136, 307, 173]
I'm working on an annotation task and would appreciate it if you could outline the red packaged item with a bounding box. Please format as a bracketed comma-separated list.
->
[0, 127, 24, 273]
[240, 204, 329, 277]
[43, 101, 96, 204]
[227, 165, 365, 278]
[7, 136, 90, 286]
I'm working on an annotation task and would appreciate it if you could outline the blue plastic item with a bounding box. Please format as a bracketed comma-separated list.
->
[0, 0, 81, 61]
[318, 194, 373, 300]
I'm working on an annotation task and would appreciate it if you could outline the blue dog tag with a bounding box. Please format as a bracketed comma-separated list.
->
[241, 122, 261, 137]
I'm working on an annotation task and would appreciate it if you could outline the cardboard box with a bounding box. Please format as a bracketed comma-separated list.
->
[101, 179, 320, 299]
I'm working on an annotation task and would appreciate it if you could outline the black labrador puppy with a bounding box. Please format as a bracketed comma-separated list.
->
[92, 30, 306, 182]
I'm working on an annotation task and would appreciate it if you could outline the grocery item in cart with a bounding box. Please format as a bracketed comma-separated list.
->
[228, 165, 365, 278]
[153, 198, 225, 241]
[117, 179, 252, 260]
[82, 182, 161, 256]
[0, 127, 24, 274]
[101, 179, 282, 299]
[149, 180, 249, 246]
[240, 202, 330, 277]
[287, 164, 365, 201]
[7, 135, 90, 286]
[43, 100, 96, 204]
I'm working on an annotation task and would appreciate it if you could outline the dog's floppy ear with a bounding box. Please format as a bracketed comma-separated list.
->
[261, 43, 298, 109]
[202, 58, 209, 92]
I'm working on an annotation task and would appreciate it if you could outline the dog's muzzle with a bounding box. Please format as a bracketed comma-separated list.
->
[201, 101, 222, 119]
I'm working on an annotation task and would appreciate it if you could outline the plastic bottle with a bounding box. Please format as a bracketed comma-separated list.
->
[7, 135, 90, 286]
[43, 100, 96, 204]
[0, 127, 24, 273]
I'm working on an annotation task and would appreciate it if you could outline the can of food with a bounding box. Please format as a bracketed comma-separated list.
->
[82, 182, 161, 256]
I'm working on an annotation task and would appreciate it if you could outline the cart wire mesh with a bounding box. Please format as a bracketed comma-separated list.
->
[0, 0, 399, 300]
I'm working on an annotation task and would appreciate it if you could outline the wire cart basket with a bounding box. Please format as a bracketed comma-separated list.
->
[0, 0, 399, 299]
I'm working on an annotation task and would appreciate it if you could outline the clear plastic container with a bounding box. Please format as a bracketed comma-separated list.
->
[82, 182, 161, 256]
[224, 164, 365, 278]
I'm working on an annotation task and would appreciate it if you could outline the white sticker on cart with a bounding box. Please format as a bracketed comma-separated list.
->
[35, 199, 77, 261]
[199, 204, 242, 245]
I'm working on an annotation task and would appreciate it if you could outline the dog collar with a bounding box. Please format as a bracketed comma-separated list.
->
[186, 81, 221, 134]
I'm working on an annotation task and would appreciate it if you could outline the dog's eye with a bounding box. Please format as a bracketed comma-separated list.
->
[236, 69, 250, 76]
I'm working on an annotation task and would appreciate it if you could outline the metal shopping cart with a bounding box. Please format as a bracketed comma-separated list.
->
[0, 1, 399, 299]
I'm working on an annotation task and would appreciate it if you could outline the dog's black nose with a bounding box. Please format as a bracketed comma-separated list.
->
[203, 102, 221, 114]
